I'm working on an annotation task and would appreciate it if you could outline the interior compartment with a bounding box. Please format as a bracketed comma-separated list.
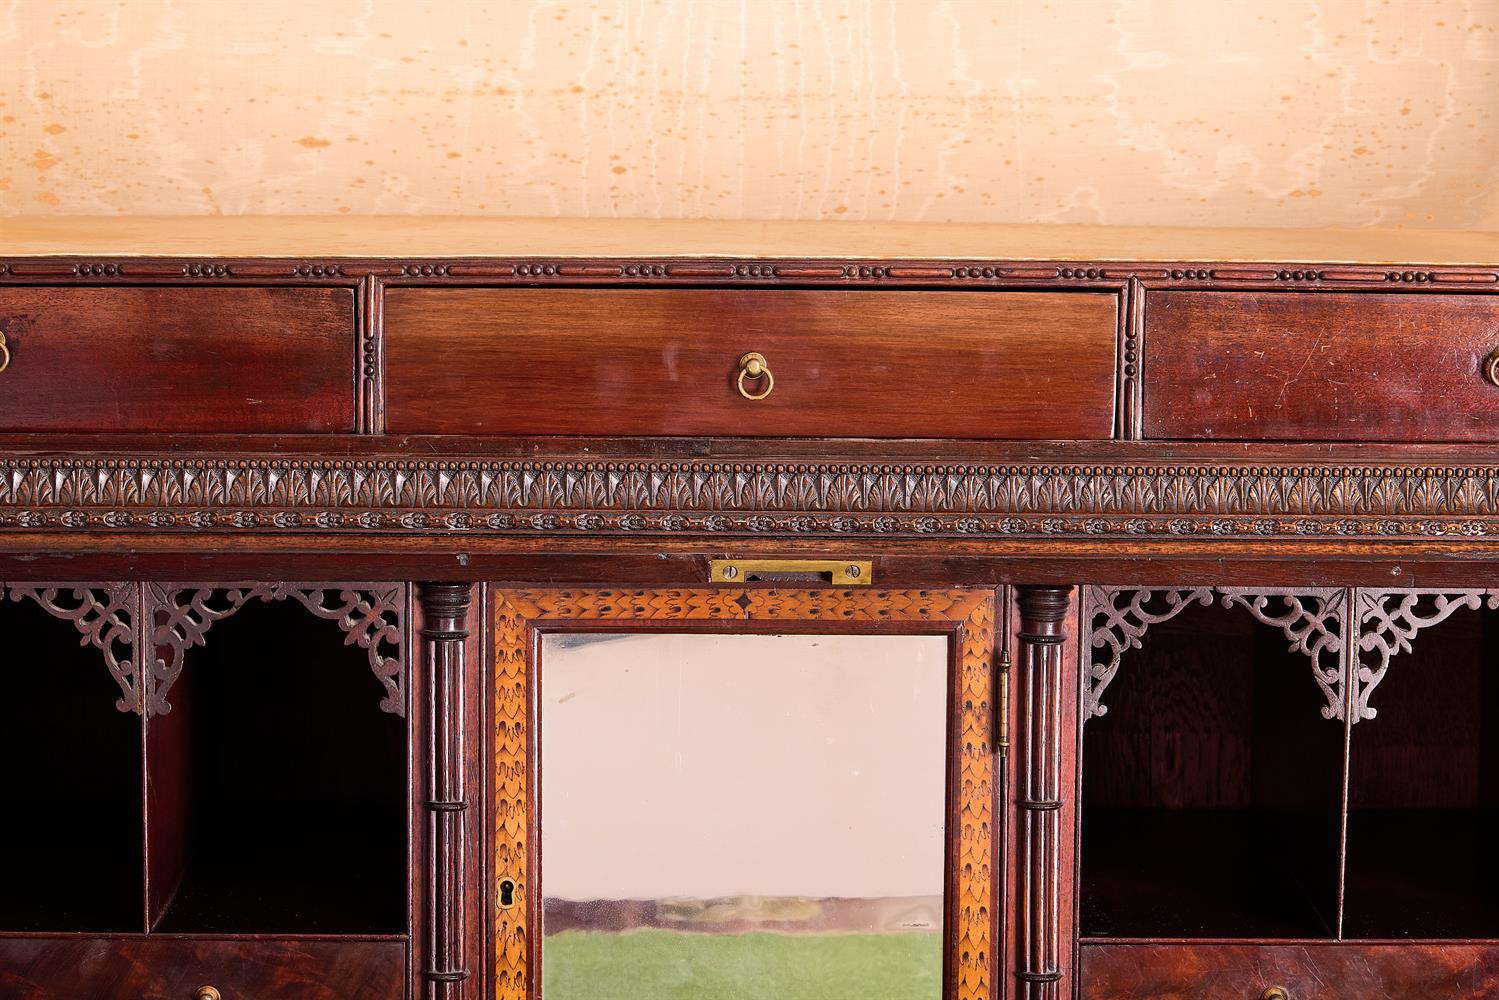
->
[0, 596, 143, 931]
[1344, 601, 1499, 938]
[1080, 600, 1344, 938]
[149, 598, 407, 933]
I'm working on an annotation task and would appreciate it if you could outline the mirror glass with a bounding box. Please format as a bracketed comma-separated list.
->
[540, 631, 948, 1000]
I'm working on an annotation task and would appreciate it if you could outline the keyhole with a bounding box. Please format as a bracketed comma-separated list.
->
[498, 878, 516, 909]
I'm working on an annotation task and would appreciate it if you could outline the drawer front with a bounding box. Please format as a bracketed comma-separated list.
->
[0, 287, 355, 433]
[384, 288, 1118, 438]
[1081, 942, 1499, 1000]
[1143, 291, 1499, 442]
[0, 936, 406, 999]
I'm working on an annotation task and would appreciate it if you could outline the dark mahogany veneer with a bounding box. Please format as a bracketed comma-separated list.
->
[2, 220, 1498, 1000]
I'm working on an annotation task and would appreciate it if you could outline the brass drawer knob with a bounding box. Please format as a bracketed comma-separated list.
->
[1261, 988, 1289, 1000]
[195, 987, 221, 1000]
[1486, 347, 1499, 388]
[736, 352, 774, 400]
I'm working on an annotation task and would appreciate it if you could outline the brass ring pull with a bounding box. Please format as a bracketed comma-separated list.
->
[736, 352, 774, 401]
[1261, 988, 1289, 1000]
[0, 330, 11, 374]
[195, 988, 222, 1000]
[1485, 347, 1499, 388]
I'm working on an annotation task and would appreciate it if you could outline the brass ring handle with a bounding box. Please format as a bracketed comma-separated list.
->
[1261, 988, 1289, 1000]
[195, 988, 222, 1000]
[736, 352, 774, 401]
[0, 330, 11, 374]
[1485, 347, 1499, 388]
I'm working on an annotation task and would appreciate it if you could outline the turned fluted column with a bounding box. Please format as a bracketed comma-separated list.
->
[419, 583, 471, 1000]
[1016, 586, 1071, 1000]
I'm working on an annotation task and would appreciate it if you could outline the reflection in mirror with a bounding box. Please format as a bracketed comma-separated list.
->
[540, 632, 948, 1000]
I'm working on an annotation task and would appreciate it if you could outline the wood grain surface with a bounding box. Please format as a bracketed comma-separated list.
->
[1144, 291, 1499, 442]
[0, 287, 355, 433]
[0, 937, 407, 999]
[386, 288, 1117, 439]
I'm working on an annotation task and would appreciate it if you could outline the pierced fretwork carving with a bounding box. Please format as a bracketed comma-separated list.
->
[146, 583, 405, 717]
[1085, 586, 1348, 722]
[1218, 588, 1347, 721]
[1355, 589, 1496, 722]
[5, 582, 138, 713]
[1082, 586, 1214, 720]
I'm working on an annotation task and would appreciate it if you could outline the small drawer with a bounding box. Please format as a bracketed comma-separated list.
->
[1143, 291, 1499, 442]
[0, 936, 406, 999]
[0, 287, 355, 433]
[1081, 942, 1499, 1000]
[383, 288, 1118, 438]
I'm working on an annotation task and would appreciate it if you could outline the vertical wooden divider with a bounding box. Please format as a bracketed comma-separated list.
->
[418, 583, 473, 1000]
[1014, 586, 1077, 1000]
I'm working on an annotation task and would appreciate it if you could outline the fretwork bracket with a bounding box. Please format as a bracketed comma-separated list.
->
[1084, 586, 1348, 723]
[146, 582, 405, 718]
[1355, 588, 1498, 722]
[4, 582, 139, 714]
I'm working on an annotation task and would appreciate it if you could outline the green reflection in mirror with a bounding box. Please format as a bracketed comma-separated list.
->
[540, 632, 948, 1000]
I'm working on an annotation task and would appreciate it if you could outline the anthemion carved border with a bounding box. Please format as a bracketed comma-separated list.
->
[145, 582, 405, 717]
[7, 456, 1499, 541]
[3, 582, 138, 713]
[1083, 586, 1348, 722]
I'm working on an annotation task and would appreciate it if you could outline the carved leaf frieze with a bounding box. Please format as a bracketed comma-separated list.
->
[1085, 586, 1348, 723]
[3, 456, 1499, 539]
[146, 583, 405, 718]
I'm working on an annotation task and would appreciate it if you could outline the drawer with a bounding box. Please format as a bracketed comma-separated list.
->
[0, 936, 406, 999]
[1143, 291, 1499, 441]
[1080, 942, 1499, 1000]
[383, 288, 1118, 438]
[0, 287, 355, 433]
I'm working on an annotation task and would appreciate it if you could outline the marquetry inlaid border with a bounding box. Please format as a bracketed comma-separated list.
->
[492, 587, 998, 1000]
[10, 455, 1499, 542]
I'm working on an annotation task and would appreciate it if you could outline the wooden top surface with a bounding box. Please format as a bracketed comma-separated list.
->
[1, 216, 1496, 265]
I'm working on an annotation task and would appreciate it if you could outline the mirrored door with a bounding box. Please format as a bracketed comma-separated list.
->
[492, 588, 1000, 1000]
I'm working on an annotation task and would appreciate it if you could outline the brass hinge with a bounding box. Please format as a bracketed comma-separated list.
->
[709, 558, 871, 585]
[997, 648, 1011, 757]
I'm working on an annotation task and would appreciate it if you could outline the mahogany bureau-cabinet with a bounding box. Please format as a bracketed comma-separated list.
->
[2, 218, 1499, 1000]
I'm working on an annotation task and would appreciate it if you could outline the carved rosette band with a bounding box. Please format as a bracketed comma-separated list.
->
[3, 582, 138, 712]
[145, 583, 405, 718]
[1084, 586, 1348, 722]
[6, 456, 1499, 541]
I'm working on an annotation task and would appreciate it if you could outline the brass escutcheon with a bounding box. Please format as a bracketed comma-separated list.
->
[736, 352, 774, 400]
